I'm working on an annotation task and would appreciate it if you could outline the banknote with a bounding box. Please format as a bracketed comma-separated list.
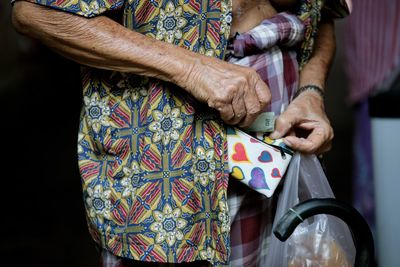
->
[245, 112, 275, 132]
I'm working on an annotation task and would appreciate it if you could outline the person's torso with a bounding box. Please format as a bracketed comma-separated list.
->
[230, 0, 298, 36]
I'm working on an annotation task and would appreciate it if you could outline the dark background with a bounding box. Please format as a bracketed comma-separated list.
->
[0, 2, 353, 266]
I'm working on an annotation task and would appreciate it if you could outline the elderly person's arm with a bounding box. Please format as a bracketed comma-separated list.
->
[271, 20, 335, 154]
[12, 1, 271, 127]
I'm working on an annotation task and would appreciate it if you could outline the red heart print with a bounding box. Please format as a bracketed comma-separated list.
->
[232, 143, 250, 162]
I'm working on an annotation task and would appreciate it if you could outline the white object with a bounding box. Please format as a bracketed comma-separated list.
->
[371, 118, 400, 267]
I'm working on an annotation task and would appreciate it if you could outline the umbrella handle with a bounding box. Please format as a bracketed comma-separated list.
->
[273, 198, 376, 267]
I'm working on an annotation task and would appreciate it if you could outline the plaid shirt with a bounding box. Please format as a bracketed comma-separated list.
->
[100, 12, 304, 267]
[227, 12, 304, 267]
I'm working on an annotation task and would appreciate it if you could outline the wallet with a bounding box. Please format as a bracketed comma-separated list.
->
[227, 126, 293, 197]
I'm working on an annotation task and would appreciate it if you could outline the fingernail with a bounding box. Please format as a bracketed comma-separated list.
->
[269, 131, 280, 139]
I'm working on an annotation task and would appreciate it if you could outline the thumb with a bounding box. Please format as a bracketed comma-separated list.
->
[254, 79, 271, 110]
[269, 112, 295, 139]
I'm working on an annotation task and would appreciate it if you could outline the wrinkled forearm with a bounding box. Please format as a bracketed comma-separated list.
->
[299, 20, 336, 90]
[11, 1, 272, 127]
[11, 1, 201, 86]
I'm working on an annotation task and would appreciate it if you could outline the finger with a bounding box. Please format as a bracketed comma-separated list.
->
[286, 129, 296, 137]
[227, 92, 247, 125]
[287, 137, 332, 155]
[316, 141, 332, 155]
[315, 129, 334, 154]
[269, 111, 299, 139]
[218, 104, 235, 124]
[283, 136, 318, 153]
[254, 78, 271, 110]
[296, 121, 334, 154]
[238, 88, 262, 128]
[283, 127, 326, 154]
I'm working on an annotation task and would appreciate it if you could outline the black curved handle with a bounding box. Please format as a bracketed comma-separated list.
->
[273, 198, 376, 267]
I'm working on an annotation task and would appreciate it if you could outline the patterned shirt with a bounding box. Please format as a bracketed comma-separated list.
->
[27, 0, 233, 266]
[15, 0, 350, 266]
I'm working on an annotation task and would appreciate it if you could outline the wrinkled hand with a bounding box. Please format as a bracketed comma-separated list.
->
[180, 56, 271, 127]
[270, 91, 334, 154]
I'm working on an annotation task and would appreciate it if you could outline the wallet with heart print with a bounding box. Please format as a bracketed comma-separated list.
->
[227, 126, 294, 197]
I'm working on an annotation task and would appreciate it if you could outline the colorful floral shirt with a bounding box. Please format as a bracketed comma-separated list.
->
[28, 0, 233, 265]
[18, 0, 350, 266]
[297, 0, 350, 67]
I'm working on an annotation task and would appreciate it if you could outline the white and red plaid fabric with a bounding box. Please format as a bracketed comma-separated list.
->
[226, 12, 304, 116]
[226, 12, 304, 267]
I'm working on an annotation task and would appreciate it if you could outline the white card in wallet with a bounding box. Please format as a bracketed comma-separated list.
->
[227, 126, 293, 197]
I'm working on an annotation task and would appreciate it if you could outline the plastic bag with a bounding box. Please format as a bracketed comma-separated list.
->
[265, 153, 356, 267]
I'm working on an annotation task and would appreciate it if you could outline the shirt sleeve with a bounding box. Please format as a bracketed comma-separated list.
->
[14, 0, 126, 18]
[323, 0, 352, 19]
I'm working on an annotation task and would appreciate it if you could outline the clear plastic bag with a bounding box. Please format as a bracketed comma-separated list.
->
[265, 153, 356, 267]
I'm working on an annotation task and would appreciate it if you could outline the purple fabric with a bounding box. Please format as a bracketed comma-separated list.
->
[352, 100, 375, 233]
[228, 12, 305, 58]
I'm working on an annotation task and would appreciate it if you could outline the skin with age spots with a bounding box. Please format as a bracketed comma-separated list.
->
[230, 0, 335, 155]
[12, 0, 271, 129]
[12, 0, 334, 154]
